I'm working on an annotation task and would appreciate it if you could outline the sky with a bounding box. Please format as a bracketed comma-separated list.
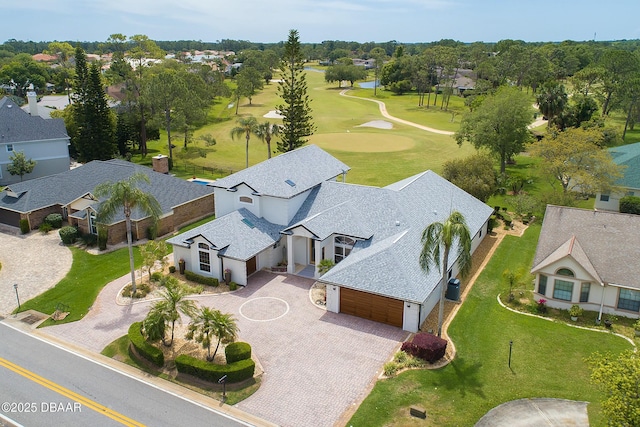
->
[1, 0, 639, 45]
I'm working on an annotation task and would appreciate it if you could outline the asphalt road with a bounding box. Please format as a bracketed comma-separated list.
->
[0, 321, 250, 427]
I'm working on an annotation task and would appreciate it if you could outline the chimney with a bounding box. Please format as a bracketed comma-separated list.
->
[152, 154, 169, 174]
[27, 91, 38, 117]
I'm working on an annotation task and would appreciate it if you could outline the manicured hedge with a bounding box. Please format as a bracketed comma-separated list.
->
[59, 226, 78, 244]
[225, 342, 251, 364]
[44, 213, 63, 228]
[19, 219, 29, 234]
[185, 270, 219, 287]
[128, 322, 164, 366]
[401, 332, 447, 363]
[620, 195, 640, 215]
[175, 355, 255, 383]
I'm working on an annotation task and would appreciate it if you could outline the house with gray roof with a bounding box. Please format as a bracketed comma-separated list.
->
[168, 145, 493, 332]
[0, 159, 214, 244]
[531, 205, 640, 321]
[594, 142, 640, 212]
[0, 96, 70, 185]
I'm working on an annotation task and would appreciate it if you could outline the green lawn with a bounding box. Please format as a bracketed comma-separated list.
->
[17, 246, 141, 326]
[348, 224, 632, 427]
[132, 70, 477, 187]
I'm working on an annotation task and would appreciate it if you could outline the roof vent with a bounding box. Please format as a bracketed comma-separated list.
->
[285, 179, 296, 187]
[395, 220, 400, 226]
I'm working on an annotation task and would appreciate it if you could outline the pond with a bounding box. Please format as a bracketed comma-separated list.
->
[358, 80, 379, 89]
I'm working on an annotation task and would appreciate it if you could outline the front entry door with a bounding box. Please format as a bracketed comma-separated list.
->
[309, 240, 316, 265]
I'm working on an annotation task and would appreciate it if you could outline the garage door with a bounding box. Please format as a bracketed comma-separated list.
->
[0, 208, 21, 228]
[340, 288, 404, 328]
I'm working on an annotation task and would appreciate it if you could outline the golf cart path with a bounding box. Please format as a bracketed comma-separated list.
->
[339, 89, 455, 135]
[340, 90, 548, 135]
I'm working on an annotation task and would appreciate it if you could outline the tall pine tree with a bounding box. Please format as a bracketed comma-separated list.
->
[276, 29, 315, 153]
[71, 47, 116, 162]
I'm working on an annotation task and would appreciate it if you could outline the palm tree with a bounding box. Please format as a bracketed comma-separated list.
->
[94, 172, 162, 297]
[419, 211, 472, 337]
[147, 279, 196, 346]
[185, 306, 239, 361]
[230, 116, 259, 168]
[254, 121, 281, 159]
[536, 82, 568, 129]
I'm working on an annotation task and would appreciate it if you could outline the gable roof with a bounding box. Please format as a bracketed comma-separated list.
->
[0, 97, 69, 143]
[0, 160, 214, 222]
[167, 208, 284, 261]
[532, 205, 640, 287]
[608, 142, 640, 189]
[314, 171, 493, 303]
[212, 145, 350, 199]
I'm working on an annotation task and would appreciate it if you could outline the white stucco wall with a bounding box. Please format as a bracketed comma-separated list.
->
[326, 283, 340, 312]
[223, 258, 247, 286]
[420, 283, 441, 328]
[0, 138, 70, 184]
[594, 188, 639, 212]
[403, 302, 420, 333]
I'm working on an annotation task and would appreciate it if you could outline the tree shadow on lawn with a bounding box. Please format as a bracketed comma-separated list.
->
[433, 357, 486, 399]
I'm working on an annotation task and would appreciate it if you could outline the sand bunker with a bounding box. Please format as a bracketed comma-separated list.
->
[264, 110, 284, 119]
[357, 120, 393, 129]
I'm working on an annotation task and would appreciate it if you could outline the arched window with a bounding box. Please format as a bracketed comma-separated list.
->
[239, 196, 253, 204]
[556, 268, 574, 277]
[334, 235, 356, 263]
[198, 243, 211, 272]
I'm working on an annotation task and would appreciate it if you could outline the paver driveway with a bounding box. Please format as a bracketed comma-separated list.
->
[43, 270, 408, 427]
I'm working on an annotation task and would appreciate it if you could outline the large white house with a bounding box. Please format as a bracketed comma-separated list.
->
[168, 145, 493, 332]
[0, 96, 70, 185]
[532, 205, 640, 321]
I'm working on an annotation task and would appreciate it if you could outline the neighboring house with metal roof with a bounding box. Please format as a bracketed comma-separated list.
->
[168, 145, 493, 332]
[0, 96, 70, 185]
[594, 142, 640, 212]
[0, 159, 214, 244]
[531, 205, 640, 321]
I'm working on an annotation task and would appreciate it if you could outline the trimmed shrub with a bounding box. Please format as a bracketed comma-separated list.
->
[19, 219, 30, 234]
[401, 333, 447, 363]
[175, 355, 255, 383]
[225, 342, 251, 364]
[620, 195, 640, 215]
[128, 322, 164, 366]
[150, 272, 163, 282]
[81, 233, 97, 247]
[169, 266, 176, 273]
[228, 281, 238, 291]
[97, 225, 108, 251]
[44, 213, 63, 228]
[59, 226, 78, 244]
[39, 222, 53, 234]
[185, 270, 219, 287]
[146, 223, 158, 240]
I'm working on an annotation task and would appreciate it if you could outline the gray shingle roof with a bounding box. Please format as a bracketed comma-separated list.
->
[0, 159, 214, 222]
[167, 208, 284, 261]
[212, 145, 350, 198]
[0, 97, 68, 143]
[532, 205, 640, 287]
[316, 171, 494, 302]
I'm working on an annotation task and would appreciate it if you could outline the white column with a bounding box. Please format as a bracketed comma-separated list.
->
[287, 235, 294, 274]
[314, 240, 322, 278]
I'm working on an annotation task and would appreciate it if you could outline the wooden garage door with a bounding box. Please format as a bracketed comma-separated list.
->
[246, 256, 257, 276]
[340, 288, 404, 328]
[0, 208, 20, 228]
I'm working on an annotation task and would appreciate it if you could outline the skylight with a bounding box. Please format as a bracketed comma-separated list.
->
[285, 179, 296, 187]
[241, 218, 255, 228]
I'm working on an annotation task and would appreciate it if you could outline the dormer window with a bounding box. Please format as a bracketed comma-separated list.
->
[334, 235, 356, 263]
[239, 196, 253, 204]
[556, 268, 574, 277]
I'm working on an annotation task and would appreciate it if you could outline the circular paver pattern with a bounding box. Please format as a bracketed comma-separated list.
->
[239, 297, 289, 322]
